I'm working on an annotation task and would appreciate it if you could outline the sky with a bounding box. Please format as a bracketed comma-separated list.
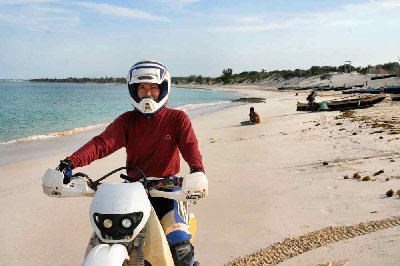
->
[0, 0, 400, 79]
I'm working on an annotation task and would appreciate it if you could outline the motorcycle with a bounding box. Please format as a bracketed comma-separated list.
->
[42, 166, 208, 266]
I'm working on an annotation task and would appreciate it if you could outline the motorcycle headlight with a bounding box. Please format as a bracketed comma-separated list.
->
[103, 219, 113, 229]
[121, 218, 132, 228]
[93, 212, 144, 241]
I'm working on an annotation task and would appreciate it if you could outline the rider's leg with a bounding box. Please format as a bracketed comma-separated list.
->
[150, 196, 195, 266]
[169, 240, 194, 266]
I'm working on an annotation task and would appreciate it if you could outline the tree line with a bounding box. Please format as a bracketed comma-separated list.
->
[171, 62, 400, 85]
[30, 62, 399, 85]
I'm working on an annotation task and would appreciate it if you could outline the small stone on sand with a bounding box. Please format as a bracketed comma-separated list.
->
[362, 176, 371, 181]
[386, 189, 394, 197]
[353, 172, 361, 179]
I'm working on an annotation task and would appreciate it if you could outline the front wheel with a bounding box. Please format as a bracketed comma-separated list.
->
[122, 259, 150, 266]
[125, 246, 153, 266]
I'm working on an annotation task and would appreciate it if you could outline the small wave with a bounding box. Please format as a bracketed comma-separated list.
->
[0, 123, 108, 145]
[1, 101, 231, 145]
[175, 101, 230, 113]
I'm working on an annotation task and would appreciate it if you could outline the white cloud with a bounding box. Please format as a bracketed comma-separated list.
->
[211, 0, 400, 33]
[0, 0, 58, 4]
[149, 0, 199, 11]
[74, 1, 170, 22]
[212, 21, 292, 33]
[0, 5, 79, 32]
[237, 16, 264, 24]
[156, 0, 199, 6]
[165, 0, 199, 3]
[343, 0, 400, 12]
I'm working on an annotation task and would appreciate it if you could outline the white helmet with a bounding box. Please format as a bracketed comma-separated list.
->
[127, 60, 171, 114]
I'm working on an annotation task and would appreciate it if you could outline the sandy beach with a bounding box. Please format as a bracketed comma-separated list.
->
[1, 76, 400, 265]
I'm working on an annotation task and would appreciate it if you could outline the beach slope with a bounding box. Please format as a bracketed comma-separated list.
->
[1, 87, 399, 265]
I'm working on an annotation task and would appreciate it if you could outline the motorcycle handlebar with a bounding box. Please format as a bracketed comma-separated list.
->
[119, 174, 199, 202]
[119, 174, 182, 189]
[74, 166, 201, 202]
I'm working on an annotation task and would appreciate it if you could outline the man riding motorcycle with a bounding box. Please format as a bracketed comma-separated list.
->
[56, 60, 207, 266]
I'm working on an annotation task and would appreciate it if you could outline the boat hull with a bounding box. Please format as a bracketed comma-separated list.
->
[296, 93, 386, 111]
[390, 94, 400, 101]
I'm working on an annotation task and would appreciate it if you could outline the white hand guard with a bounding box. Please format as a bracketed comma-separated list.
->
[182, 171, 208, 200]
[42, 168, 95, 197]
[148, 172, 208, 201]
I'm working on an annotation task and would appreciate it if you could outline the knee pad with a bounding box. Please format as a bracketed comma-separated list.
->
[169, 241, 194, 266]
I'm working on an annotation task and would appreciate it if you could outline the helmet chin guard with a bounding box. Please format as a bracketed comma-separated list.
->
[137, 97, 164, 114]
[127, 60, 171, 114]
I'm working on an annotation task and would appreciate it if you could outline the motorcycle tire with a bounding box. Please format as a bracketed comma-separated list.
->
[122, 259, 151, 266]
[123, 246, 152, 266]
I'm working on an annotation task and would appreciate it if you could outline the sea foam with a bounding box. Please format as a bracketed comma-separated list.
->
[0, 124, 108, 145]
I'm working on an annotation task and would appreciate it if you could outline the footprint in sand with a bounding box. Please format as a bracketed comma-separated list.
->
[329, 194, 341, 200]
[326, 185, 338, 190]
[321, 207, 334, 214]
[209, 137, 224, 143]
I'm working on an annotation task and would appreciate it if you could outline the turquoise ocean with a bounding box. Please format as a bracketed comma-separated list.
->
[0, 81, 240, 144]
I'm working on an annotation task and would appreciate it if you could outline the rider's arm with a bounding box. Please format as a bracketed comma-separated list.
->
[176, 112, 205, 173]
[67, 112, 130, 168]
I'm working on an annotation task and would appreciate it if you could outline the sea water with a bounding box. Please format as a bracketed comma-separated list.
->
[0, 81, 241, 144]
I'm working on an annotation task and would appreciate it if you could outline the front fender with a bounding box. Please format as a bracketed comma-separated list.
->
[83, 244, 129, 266]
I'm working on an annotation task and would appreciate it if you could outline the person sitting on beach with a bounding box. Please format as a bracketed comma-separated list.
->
[249, 107, 260, 124]
[306, 91, 317, 111]
[55, 60, 207, 266]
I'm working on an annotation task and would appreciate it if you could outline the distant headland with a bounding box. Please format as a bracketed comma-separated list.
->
[29, 77, 126, 83]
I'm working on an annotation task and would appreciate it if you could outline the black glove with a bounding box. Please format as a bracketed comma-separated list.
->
[190, 168, 203, 174]
[56, 158, 74, 184]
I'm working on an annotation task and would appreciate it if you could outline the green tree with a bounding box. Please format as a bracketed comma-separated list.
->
[221, 68, 233, 84]
[195, 75, 203, 84]
[310, 66, 321, 76]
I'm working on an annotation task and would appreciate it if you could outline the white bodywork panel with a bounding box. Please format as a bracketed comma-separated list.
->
[89, 182, 151, 243]
[83, 244, 129, 266]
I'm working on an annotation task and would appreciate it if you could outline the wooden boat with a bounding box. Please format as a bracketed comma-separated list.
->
[296, 93, 386, 111]
[390, 94, 400, 101]
[371, 74, 397, 80]
[342, 87, 384, 94]
[316, 85, 333, 91]
[353, 84, 364, 88]
[383, 86, 400, 94]
[327, 93, 386, 110]
[341, 87, 383, 94]
[296, 102, 321, 111]
[333, 86, 350, 91]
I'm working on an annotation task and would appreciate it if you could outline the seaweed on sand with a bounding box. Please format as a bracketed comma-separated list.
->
[232, 97, 266, 103]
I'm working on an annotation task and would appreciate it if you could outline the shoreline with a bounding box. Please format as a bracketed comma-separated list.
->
[0, 82, 242, 147]
[0, 87, 247, 165]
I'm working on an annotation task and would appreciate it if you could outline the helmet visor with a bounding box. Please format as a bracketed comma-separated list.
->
[129, 67, 166, 85]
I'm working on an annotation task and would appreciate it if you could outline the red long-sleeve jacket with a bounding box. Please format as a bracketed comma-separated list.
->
[68, 108, 204, 179]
